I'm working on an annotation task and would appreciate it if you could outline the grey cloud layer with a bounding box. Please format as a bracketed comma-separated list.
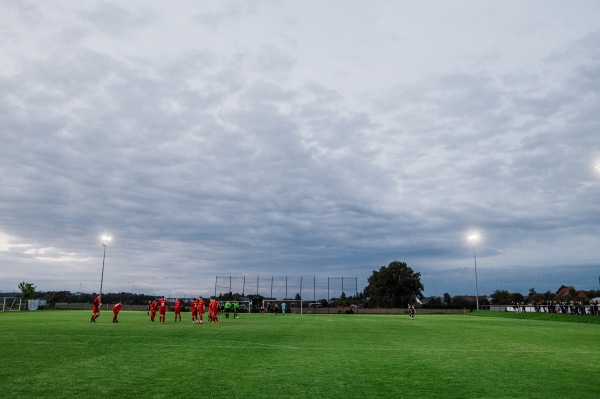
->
[1, 2, 599, 297]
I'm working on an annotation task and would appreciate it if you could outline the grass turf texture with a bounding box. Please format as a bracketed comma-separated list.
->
[1, 311, 598, 398]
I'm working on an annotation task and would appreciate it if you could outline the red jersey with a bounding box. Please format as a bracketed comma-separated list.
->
[174, 301, 181, 311]
[198, 299, 205, 313]
[93, 296, 101, 311]
[191, 300, 198, 311]
[150, 301, 157, 312]
[112, 303, 123, 312]
[158, 298, 169, 312]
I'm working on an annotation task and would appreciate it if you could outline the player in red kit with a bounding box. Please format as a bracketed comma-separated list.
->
[112, 301, 123, 322]
[158, 296, 169, 324]
[149, 300, 157, 322]
[90, 295, 101, 322]
[209, 297, 219, 324]
[191, 298, 198, 323]
[197, 297, 205, 324]
[150, 300, 158, 321]
[173, 298, 182, 322]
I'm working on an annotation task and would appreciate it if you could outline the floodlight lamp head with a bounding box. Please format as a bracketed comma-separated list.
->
[467, 233, 480, 245]
[102, 235, 112, 246]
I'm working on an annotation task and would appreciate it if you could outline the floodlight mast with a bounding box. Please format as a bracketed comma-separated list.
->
[597, 165, 600, 289]
[99, 236, 111, 301]
[468, 233, 480, 311]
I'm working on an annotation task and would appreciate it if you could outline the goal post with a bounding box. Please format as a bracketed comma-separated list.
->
[1, 297, 23, 312]
[262, 299, 303, 314]
[218, 299, 252, 314]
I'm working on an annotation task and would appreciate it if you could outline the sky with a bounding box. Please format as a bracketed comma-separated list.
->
[1, 0, 599, 300]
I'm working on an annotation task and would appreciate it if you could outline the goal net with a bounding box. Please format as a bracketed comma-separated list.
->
[1, 297, 22, 312]
[262, 299, 303, 314]
[218, 300, 252, 314]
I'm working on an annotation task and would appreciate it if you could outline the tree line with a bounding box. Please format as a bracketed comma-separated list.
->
[11, 262, 599, 310]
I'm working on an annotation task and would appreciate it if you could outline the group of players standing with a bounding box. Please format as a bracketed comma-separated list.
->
[89, 294, 235, 324]
[147, 296, 226, 324]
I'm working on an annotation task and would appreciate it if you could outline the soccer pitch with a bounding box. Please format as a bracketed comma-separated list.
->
[1, 311, 598, 398]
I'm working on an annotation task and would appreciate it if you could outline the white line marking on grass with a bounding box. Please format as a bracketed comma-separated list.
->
[207, 339, 301, 350]
[15, 340, 599, 355]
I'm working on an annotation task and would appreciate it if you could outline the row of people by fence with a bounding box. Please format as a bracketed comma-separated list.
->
[511, 300, 599, 315]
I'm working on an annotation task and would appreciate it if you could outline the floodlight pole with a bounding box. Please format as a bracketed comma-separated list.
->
[468, 234, 480, 312]
[473, 247, 479, 312]
[99, 236, 111, 300]
[100, 243, 107, 298]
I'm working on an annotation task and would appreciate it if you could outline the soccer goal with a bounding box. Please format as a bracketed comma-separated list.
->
[1, 297, 23, 312]
[237, 299, 252, 314]
[262, 299, 303, 314]
[218, 300, 252, 314]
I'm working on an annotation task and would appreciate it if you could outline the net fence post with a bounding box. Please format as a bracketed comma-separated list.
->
[300, 277, 303, 314]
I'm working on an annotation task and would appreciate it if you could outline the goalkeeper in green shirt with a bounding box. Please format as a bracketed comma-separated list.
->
[225, 301, 231, 318]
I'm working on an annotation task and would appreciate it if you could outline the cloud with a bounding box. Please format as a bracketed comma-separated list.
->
[79, 2, 154, 37]
[192, 1, 259, 31]
[1, 1, 599, 298]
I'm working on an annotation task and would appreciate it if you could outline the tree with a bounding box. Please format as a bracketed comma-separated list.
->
[541, 290, 555, 301]
[451, 295, 473, 309]
[443, 293, 452, 305]
[490, 290, 511, 305]
[18, 282, 36, 301]
[364, 261, 424, 308]
[508, 292, 524, 303]
[427, 296, 443, 308]
[45, 291, 70, 308]
[587, 290, 600, 299]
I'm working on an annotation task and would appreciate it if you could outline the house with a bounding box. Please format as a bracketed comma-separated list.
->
[554, 286, 590, 302]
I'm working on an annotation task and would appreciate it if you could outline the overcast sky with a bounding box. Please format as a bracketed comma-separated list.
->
[1, 1, 599, 300]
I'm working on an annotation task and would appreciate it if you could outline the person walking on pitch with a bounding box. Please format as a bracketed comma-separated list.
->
[90, 295, 101, 322]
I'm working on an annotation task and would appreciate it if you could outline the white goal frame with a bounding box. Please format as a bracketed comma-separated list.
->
[2, 297, 22, 312]
[218, 300, 252, 314]
[262, 299, 303, 314]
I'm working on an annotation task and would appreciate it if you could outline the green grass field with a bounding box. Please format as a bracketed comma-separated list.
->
[1, 310, 598, 398]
